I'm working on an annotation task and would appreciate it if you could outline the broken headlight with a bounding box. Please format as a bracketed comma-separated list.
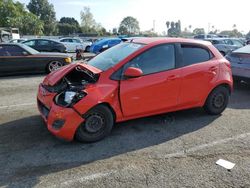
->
[54, 90, 86, 107]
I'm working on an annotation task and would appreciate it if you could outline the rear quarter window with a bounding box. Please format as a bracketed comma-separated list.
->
[181, 44, 213, 66]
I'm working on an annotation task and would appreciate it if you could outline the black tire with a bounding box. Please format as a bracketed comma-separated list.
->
[233, 76, 241, 84]
[75, 105, 114, 142]
[204, 86, 230, 115]
[85, 46, 90, 52]
[219, 51, 226, 56]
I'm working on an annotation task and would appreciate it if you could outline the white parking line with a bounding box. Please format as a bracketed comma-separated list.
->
[0, 102, 36, 110]
[46, 132, 250, 186]
[164, 132, 250, 158]
[58, 171, 116, 187]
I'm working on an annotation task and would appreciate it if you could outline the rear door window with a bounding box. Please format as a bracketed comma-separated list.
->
[37, 40, 50, 46]
[23, 40, 36, 46]
[181, 44, 212, 66]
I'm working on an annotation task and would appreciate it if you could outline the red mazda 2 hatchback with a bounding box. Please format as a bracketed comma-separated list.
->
[37, 38, 233, 142]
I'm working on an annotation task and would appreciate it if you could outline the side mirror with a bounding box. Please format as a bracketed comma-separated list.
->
[124, 67, 143, 78]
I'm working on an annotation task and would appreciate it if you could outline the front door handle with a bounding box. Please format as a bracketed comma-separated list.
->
[166, 75, 180, 81]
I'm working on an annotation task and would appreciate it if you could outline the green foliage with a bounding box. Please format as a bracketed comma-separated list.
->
[246, 31, 250, 39]
[219, 29, 243, 38]
[166, 21, 181, 37]
[193, 28, 205, 35]
[118, 16, 140, 35]
[0, 0, 43, 35]
[80, 6, 106, 36]
[27, 0, 56, 35]
[57, 17, 80, 35]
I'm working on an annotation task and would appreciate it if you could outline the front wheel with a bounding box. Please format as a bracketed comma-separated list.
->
[46, 60, 63, 73]
[204, 86, 230, 115]
[75, 105, 114, 142]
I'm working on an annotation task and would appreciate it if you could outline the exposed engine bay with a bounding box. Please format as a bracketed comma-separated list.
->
[43, 65, 99, 107]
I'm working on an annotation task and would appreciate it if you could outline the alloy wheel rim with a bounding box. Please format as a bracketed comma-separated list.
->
[49, 61, 63, 72]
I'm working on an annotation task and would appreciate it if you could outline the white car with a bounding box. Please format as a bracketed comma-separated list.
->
[59, 38, 91, 52]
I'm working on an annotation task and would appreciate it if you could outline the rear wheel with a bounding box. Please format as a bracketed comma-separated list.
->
[75, 105, 114, 142]
[219, 51, 226, 56]
[46, 60, 63, 73]
[204, 86, 230, 115]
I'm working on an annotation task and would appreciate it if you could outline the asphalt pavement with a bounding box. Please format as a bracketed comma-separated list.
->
[0, 74, 250, 188]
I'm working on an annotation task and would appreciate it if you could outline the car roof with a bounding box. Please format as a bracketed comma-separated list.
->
[100, 38, 121, 42]
[25, 38, 58, 42]
[0, 43, 23, 47]
[60, 37, 80, 40]
[132, 37, 212, 46]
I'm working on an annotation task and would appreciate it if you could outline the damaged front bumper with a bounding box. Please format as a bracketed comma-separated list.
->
[37, 84, 85, 141]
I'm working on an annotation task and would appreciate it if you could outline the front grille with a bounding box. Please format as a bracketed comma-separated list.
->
[38, 100, 50, 119]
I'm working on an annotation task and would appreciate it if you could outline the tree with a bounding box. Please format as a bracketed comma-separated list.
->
[219, 29, 243, 38]
[246, 31, 250, 39]
[80, 6, 106, 36]
[27, 0, 57, 35]
[193, 28, 205, 35]
[166, 21, 170, 28]
[112, 28, 118, 35]
[57, 17, 80, 35]
[80, 6, 96, 33]
[0, 0, 43, 35]
[118, 16, 140, 35]
[11, 12, 44, 35]
[167, 21, 181, 37]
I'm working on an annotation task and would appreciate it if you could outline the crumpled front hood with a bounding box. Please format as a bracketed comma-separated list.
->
[43, 63, 102, 86]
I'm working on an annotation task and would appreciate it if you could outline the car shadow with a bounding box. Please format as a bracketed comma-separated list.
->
[228, 81, 250, 109]
[0, 108, 218, 187]
[0, 73, 46, 80]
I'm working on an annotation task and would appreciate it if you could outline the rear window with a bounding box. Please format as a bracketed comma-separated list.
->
[233, 45, 250, 54]
[181, 45, 212, 66]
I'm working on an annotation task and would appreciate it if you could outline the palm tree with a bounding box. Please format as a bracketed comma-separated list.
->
[166, 21, 170, 28]
[189, 25, 192, 32]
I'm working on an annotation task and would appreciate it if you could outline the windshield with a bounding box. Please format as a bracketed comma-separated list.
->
[20, 43, 39, 54]
[87, 42, 145, 71]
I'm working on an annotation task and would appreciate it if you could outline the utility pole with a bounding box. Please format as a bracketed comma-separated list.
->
[153, 20, 155, 32]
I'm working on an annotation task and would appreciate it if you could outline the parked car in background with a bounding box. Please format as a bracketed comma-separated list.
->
[0, 43, 72, 76]
[89, 38, 122, 54]
[8, 38, 27, 43]
[22, 39, 67, 53]
[59, 37, 92, 52]
[37, 38, 232, 142]
[226, 45, 250, 82]
[194, 34, 218, 39]
[205, 38, 243, 56]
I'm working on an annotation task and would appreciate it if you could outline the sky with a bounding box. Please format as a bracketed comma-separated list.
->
[18, 0, 250, 34]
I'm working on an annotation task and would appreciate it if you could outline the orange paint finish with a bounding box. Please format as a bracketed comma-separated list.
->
[37, 38, 233, 141]
[47, 103, 84, 141]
